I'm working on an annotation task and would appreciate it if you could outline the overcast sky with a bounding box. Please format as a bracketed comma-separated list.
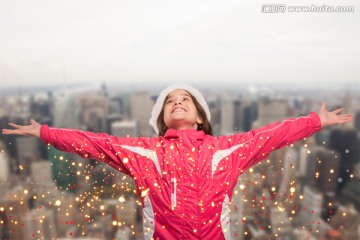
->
[0, 0, 359, 89]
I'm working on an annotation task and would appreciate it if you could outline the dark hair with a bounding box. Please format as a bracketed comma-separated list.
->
[157, 92, 213, 136]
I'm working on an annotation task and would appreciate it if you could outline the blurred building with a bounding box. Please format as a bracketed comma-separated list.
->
[254, 98, 288, 127]
[270, 206, 292, 237]
[15, 136, 40, 176]
[0, 142, 10, 182]
[47, 146, 78, 194]
[220, 96, 236, 135]
[355, 110, 360, 131]
[79, 95, 108, 133]
[328, 204, 360, 239]
[329, 128, 358, 194]
[278, 147, 298, 200]
[339, 163, 360, 212]
[53, 91, 81, 129]
[130, 91, 153, 137]
[297, 185, 323, 229]
[111, 120, 138, 137]
[1, 185, 29, 240]
[24, 207, 57, 239]
[306, 146, 340, 194]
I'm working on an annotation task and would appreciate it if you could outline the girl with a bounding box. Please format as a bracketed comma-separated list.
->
[2, 83, 352, 240]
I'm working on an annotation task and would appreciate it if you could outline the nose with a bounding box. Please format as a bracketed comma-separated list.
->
[174, 99, 182, 105]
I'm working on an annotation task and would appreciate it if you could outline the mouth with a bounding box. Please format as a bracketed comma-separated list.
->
[172, 107, 186, 113]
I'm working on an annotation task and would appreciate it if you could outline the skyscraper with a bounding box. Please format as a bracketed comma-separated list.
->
[220, 96, 235, 134]
[23, 207, 58, 239]
[329, 129, 358, 194]
[130, 91, 153, 137]
[0, 142, 10, 181]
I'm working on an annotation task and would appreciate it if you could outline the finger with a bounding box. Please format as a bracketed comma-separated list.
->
[2, 129, 22, 135]
[332, 108, 344, 114]
[339, 116, 352, 123]
[320, 101, 326, 111]
[8, 123, 22, 129]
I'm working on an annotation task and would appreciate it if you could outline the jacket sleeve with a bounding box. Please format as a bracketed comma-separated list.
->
[218, 112, 322, 173]
[40, 125, 155, 178]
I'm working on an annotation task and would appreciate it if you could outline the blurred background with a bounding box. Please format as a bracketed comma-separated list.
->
[0, 0, 359, 239]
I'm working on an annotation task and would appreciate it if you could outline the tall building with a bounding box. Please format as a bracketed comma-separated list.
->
[241, 102, 257, 132]
[278, 147, 298, 200]
[316, 148, 340, 194]
[47, 146, 78, 194]
[0, 142, 10, 181]
[130, 91, 153, 137]
[1, 185, 29, 240]
[329, 129, 358, 194]
[296, 145, 310, 179]
[270, 206, 292, 237]
[30, 160, 58, 197]
[304, 146, 340, 194]
[220, 96, 236, 134]
[79, 95, 108, 132]
[53, 91, 81, 129]
[339, 177, 360, 212]
[297, 186, 323, 228]
[354, 110, 360, 131]
[15, 136, 40, 176]
[253, 98, 288, 127]
[23, 207, 58, 239]
[328, 204, 360, 239]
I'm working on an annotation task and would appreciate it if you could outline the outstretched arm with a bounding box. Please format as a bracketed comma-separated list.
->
[225, 101, 352, 173]
[2, 119, 157, 179]
[2, 119, 41, 137]
[318, 101, 352, 127]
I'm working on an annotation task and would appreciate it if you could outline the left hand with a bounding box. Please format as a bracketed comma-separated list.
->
[318, 101, 353, 127]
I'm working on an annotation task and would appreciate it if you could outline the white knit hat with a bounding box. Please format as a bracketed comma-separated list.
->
[149, 83, 211, 134]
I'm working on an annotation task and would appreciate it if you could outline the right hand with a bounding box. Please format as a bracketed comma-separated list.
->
[2, 119, 41, 138]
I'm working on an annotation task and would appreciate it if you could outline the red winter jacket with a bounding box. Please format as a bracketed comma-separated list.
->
[40, 112, 321, 240]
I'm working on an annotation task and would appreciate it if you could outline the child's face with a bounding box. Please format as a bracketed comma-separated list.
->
[163, 89, 203, 131]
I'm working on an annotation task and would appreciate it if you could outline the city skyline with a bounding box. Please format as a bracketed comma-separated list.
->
[0, 84, 359, 239]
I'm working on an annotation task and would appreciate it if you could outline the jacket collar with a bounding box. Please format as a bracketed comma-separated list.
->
[164, 128, 205, 140]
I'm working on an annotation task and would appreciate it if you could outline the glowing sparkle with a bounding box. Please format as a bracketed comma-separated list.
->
[123, 158, 129, 164]
[290, 187, 295, 193]
[119, 196, 126, 203]
[55, 200, 61, 206]
[240, 185, 245, 190]
[141, 188, 150, 197]
[24, 189, 28, 194]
